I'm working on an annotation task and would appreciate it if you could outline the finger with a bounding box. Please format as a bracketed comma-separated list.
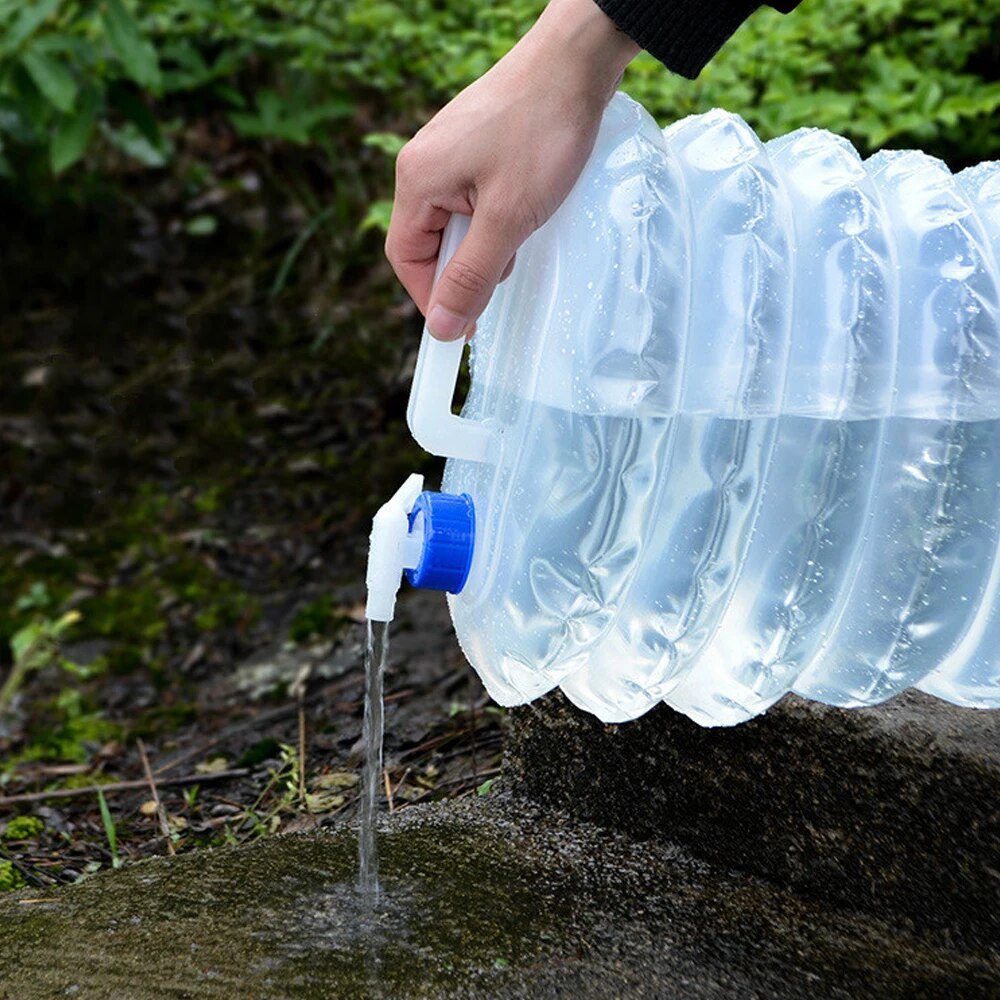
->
[426, 206, 528, 341]
[385, 201, 452, 316]
[499, 252, 517, 284]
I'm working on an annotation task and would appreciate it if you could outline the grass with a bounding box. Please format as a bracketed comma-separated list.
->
[97, 789, 121, 870]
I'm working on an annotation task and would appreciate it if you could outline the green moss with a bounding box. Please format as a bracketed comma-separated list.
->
[3, 816, 44, 841]
[1, 481, 258, 695]
[0, 470, 260, 773]
[0, 822, 580, 996]
[288, 594, 342, 642]
[130, 703, 198, 739]
[2, 810, 991, 999]
[236, 737, 282, 768]
[0, 862, 25, 893]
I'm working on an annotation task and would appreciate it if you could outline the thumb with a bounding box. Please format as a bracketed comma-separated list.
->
[426, 207, 524, 341]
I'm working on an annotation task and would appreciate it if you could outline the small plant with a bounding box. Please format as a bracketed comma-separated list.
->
[0, 599, 83, 714]
[96, 789, 122, 869]
[273, 742, 302, 812]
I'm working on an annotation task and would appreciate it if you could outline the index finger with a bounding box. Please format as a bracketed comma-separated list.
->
[385, 197, 453, 316]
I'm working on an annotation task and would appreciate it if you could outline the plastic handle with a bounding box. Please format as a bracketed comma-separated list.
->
[406, 215, 493, 463]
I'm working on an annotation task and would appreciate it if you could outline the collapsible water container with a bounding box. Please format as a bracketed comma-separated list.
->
[370, 92, 1000, 727]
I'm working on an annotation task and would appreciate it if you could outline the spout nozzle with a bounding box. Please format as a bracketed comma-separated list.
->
[365, 474, 425, 623]
[365, 475, 476, 622]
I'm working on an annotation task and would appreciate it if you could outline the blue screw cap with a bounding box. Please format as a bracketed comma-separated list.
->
[405, 491, 475, 594]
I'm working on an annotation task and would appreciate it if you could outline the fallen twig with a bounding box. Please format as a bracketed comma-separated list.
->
[0, 769, 248, 807]
[137, 738, 175, 857]
[399, 726, 478, 761]
[0, 847, 47, 887]
[291, 662, 312, 811]
[386, 767, 410, 814]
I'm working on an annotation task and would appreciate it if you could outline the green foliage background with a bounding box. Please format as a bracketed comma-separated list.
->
[0, 0, 997, 201]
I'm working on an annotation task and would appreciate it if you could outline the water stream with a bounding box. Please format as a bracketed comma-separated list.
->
[358, 617, 389, 904]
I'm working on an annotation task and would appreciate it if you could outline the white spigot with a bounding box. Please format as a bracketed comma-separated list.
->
[365, 474, 425, 623]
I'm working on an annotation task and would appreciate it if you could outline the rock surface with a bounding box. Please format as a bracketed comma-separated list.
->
[2, 796, 998, 1000]
[506, 690, 1000, 953]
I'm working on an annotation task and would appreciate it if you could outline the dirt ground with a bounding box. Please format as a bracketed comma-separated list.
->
[0, 169, 498, 888]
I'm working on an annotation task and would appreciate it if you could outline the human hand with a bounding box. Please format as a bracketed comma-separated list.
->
[385, 0, 639, 341]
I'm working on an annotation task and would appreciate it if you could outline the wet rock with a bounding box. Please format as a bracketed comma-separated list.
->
[1, 797, 997, 1000]
[505, 690, 1000, 952]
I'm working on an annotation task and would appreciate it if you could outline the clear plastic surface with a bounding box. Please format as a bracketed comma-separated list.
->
[439, 93, 1000, 725]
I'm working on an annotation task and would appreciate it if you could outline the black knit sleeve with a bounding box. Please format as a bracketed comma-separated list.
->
[592, 0, 802, 79]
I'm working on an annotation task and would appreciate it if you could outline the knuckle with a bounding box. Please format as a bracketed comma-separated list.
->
[394, 141, 423, 182]
[474, 200, 508, 229]
[478, 195, 538, 246]
[383, 232, 399, 267]
[510, 197, 545, 236]
[447, 258, 491, 297]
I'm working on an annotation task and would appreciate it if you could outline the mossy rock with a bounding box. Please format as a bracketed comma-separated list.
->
[1, 799, 997, 1000]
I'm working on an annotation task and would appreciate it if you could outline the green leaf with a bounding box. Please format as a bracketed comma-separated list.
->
[102, 0, 161, 92]
[101, 120, 170, 167]
[50, 89, 100, 174]
[20, 49, 76, 113]
[358, 199, 392, 235]
[14, 581, 50, 612]
[230, 89, 352, 145]
[97, 789, 121, 869]
[2, 0, 60, 56]
[185, 214, 217, 236]
[10, 622, 43, 665]
[270, 205, 332, 298]
[363, 131, 407, 158]
[51, 609, 82, 637]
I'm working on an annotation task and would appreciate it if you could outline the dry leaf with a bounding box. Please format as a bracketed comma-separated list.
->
[305, 791, 346, 814]
[314, 771, 359, 790]
[168, 813, 189, 832]
[195, 757, 229, 775]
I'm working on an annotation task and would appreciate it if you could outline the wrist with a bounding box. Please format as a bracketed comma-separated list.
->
[525, 0, 640, 106]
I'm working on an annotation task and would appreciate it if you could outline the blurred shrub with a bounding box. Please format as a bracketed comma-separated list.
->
[625, 0, 1000, 164]
[0, 0, 538, 192]
[0, 0, 996, 201]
